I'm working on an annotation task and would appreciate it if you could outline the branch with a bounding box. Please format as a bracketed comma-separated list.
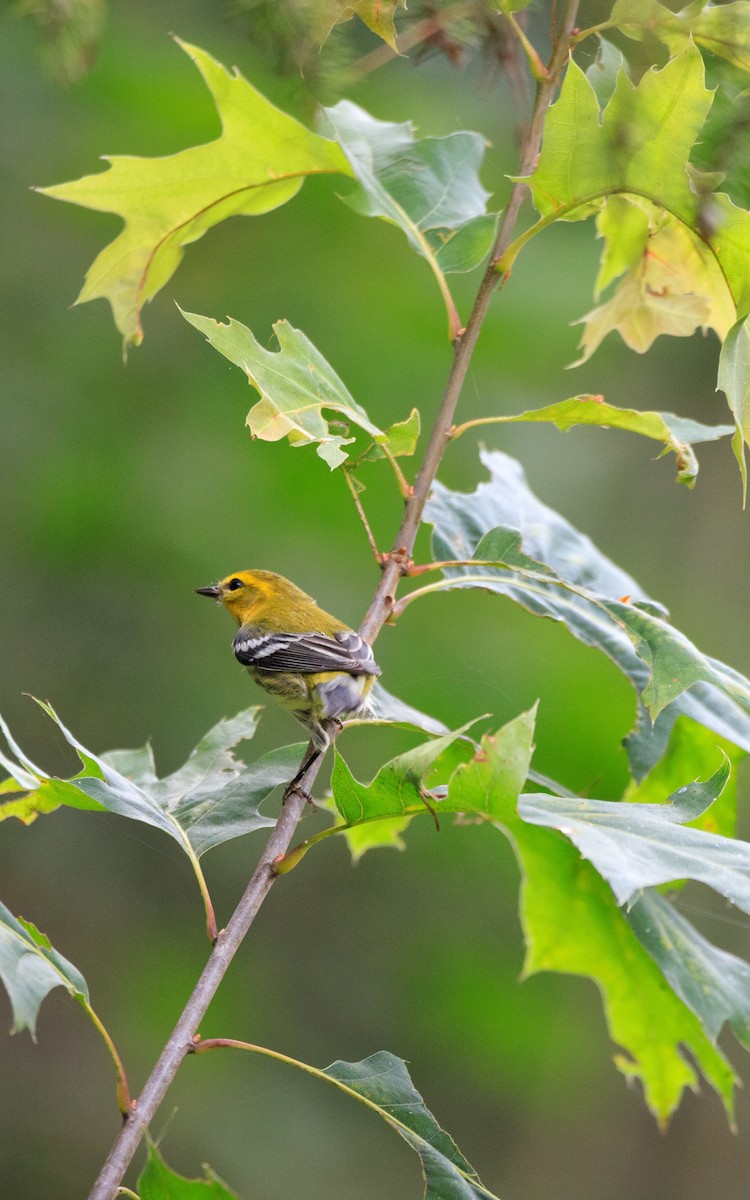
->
[86, 6, 579, 1194]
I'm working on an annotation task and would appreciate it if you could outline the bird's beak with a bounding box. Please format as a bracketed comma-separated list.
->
[195, 585, 221, 598]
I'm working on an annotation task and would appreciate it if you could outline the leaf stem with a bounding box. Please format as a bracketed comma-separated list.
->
[86, 5, 580, 1193]
[82, 1002, 132, 1116]
[382, 446, 413, 498]
[181, 837, 218, 943]
[343, 468, 383, 562]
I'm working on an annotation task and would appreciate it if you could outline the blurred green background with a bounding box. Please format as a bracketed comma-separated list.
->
[2, 2, 750, 1197]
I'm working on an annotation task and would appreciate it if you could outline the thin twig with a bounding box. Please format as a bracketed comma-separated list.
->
[86, 5, 580, 1194]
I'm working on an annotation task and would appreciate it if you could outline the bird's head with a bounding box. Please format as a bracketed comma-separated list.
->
[196, 569, 305, 625]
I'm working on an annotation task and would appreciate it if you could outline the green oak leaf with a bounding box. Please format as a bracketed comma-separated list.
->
[322, 1051, 501, 1199]
[516, 758, 750, 915]
[627, 890, 750, 1052]
[331, 718, 481, 826]
[515, 824, 735, 1123]
[322, 101, 497, 336]
[523, 47, 712, 221]
[0, 902, 88, 1039]
[423, 449, 750, 777]
[610, 0, 750, 75]
[37, 39, 351, 346]
[623, 714, 744, 837]
[447, 726, 736, 1123]
[509, 42, 750, 396]
[223, 1042, 503, 1200]
[454, 393, 733, 486]
[181, 311, 390, 470]
[139, 1139, 240, 1200]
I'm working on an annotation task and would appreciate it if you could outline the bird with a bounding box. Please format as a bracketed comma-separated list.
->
[196, 570, 381, 765]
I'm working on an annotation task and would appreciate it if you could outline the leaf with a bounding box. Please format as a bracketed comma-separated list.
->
[627, 890, 750, 1052]
[360, 408, 421, 462]
[574, 209, 735, 364]
[312, 709, 529, 868]
[0, 901, 88, 1039]
[611, 0, 750, 75]
[449, 723, 735, 1122]
[322, 1051, 501, 1199]
[321, 101, 496, 336]
[37, 39, 351, 346]
[423, 449, 750, 777]
[524, 47, 712, 221]
[517, 759, 750, 920]
[139, 1139, 241, 1200]
[718, 314, 750, 503]
[516, 827, 736, 1122]
[180, 311, 389, 470]
[585, 38, 625, 108]
[455, 394, 733, 486]
[37, 702, 302, 857]
[347, 1, 402, 50]
[330, 718, 482, 826]
[622, 715, 744, 837]
[512, 45, 750, 357]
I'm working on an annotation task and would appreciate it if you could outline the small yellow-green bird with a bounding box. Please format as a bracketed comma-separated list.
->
[196, 569, 381, 753]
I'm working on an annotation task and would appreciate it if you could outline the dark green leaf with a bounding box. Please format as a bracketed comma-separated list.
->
[139, 1139, 241, 1200]
[517, 759, 750, 918]
[423, 450, 750, 776]
[3, 702, 300, 858]
[322, 101, 496, 334]
[627, 890, 750, 1051]
[322, 1051, 502, 1199]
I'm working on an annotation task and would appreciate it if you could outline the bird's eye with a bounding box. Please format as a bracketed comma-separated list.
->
[227, 578, 244, 591]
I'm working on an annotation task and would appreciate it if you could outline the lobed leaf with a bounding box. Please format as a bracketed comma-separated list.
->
[139, 1139, 240, 1199]
[322, 1051, 501, 1199]
[447, 722, 736, 1122]
[330, 718, 482, 826]
[622, 715, 744, 837]
[37, 39, 351, 346]
[0, 702, 300, 857]
[516, 759, 750, 917]
[627, 890, 750, 1051]
[0, 902, 88, 1039]
[454, 394, 733, 486]
[423, 450, 750, 777]
[322, 101, 497, 336]
[181, 310, 399, 469]
[610, 0, 750, 75]
[513, 42, 750, 396]
[575, 206, 735, 364]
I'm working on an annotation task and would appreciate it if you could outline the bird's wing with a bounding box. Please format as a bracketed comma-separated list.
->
[233, 628, 381, 676]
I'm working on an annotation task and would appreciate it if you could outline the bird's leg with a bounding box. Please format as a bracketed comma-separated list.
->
[282, 719, 336, 805]
[283, 747, 322, 805]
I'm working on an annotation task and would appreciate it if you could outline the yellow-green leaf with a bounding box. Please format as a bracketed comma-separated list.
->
[37, 39, 351, 346]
